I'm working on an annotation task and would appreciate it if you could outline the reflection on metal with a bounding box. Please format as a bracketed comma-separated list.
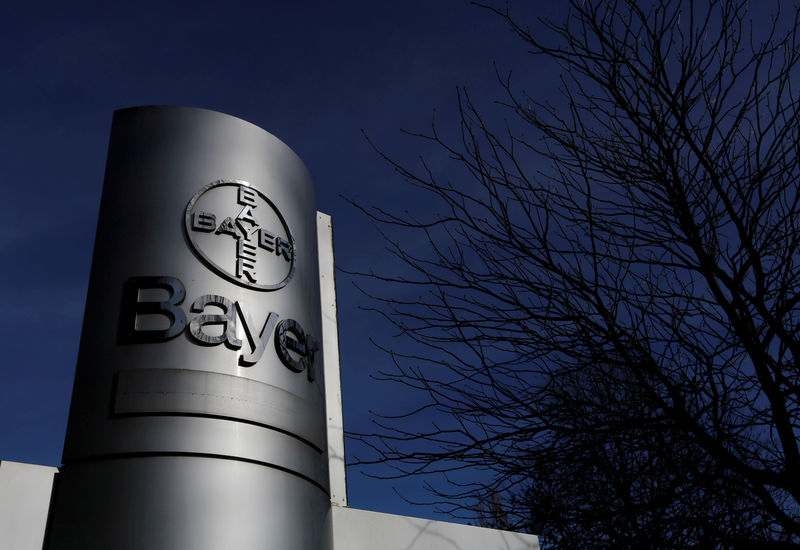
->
[5, 106, 543, 550]
[114, 368, 327, 451]
[120, 275, 320, 373]
[236, 303, 280, 366]
[119, 276, 186, 342]
[276, 318, 318, 377]
[188, 294, 241, 347]
[185, 179, 295, 291]
[47, 106, 328, 550]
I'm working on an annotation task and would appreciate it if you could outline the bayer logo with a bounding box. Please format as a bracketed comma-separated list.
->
[184, 180, 295, 291]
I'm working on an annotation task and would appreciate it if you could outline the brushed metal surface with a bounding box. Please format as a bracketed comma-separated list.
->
[48, 106, 330, 550]
[47, 457, 330, 550]
[61, 414, 329, 486]
[114, 368, 326, 450]
[61, 106, 326, 474]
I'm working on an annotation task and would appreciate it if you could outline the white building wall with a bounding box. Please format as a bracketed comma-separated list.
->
[327, 505, 540, 550]
[0, 460, 57, 550]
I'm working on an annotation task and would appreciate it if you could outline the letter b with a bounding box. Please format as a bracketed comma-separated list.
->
[119, 276, 187, 343]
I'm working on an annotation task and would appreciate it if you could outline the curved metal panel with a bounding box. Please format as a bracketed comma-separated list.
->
[48, 106, 330, 550]
[47, 458, 330, 550]
[65, 416, 329, 487]
[114, 368, 327, 451]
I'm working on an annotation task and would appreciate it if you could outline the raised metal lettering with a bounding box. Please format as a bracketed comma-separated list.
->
[215, 217, 238, 238]
[275, 319, 307, 373]
[119, 276, 187, 343]
[276, 236, 292, 262]
[258, 228, 275, 252]
[236, 205, 258, 227]
[305, 334, 319, 381]
[191, 211, 216, 232]
[188, 294, 242, 348]
[236, 240, 257, 282]
[238, 185, 257, 206]
[184, 180, 295, 291]
[235, 302, 280, 366]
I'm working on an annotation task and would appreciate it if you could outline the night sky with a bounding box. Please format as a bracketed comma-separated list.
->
[0, 0, 549, 521]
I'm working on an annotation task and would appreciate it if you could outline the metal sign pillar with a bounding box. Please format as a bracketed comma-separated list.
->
[46, 106, 329, 550]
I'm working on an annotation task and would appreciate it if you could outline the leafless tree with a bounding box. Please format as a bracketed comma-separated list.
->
[351, 1, 800, 547]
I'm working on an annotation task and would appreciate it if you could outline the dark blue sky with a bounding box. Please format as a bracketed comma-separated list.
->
[0, 0, 550, 521]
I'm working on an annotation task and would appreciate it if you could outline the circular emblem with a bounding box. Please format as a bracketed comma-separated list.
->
[184, 180, 295, 291]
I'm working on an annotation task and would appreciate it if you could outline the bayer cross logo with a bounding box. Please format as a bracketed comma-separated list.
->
[184, 180, 295, 291]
